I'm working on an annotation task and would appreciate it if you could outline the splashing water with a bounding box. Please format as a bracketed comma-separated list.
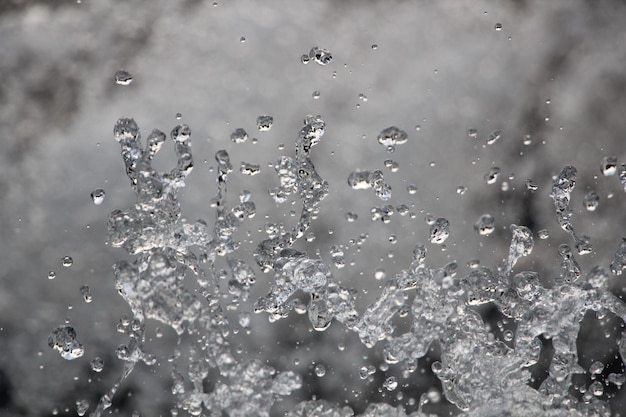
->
[49, 111, 626, 417]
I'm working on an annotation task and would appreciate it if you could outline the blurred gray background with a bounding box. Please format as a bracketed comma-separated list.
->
[1, 0, 626, 415]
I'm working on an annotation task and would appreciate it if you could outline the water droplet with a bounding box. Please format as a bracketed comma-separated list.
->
[345, 212, 358, 222]
[484, 167, 501, 184]
[589, 381, 604, 396]
[91, 189, 106, 205]
[384, 376, 398, 391]
[314, 364, 326, 377]
[80, 285, 93, 303]
[467, 128, 478, 138]
[456, 185, 468, 195]
[114, 70, 133, 85]
[62, 256, 73, 267]
[312, 90, 321, 99]
[505, 224, 534, 275]
[90, 357, 104, 372]
[601, 156, 618, 176]
[537, 229, 550, 240]
[48, 271, 56, 280]
[76, 399, 89, 417]
[240, 162, 261, 176]
[467, 259, 480, 269]
[377, 126, 408, 152]
[239, 36, 246, 43]
[256, 115, 273, 131]
[583, 191, 600, 211]
[525, 179, 538, 191]
[371, 44, 378, 50]
[309, 46, 332, 65]
[495, 23, 503, 31]
[48, 325, 84, 360]
[474, 214, 495, 236]
[300, 54, 310, 64]
[608, 373, 626, 387]
[523, 134, 533, 145]
[429, 218, 450, 244]
[486, 130, 501, 145]
[589, 361, 604, 375]
[503, 330, 514, 342]
[407, 184, 418, 194]
[230, 128, 248, 144]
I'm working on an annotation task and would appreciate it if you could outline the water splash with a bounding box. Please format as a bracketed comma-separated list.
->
[53, 114, 626, 417]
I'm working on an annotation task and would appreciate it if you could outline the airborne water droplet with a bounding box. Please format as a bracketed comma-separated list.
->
[474, 214, 495, 236]
[114, 70, 133, 85]
[537, 229, 550, 239]
[76, 399, 89, 417]
[309, 46, 332, 65]
[91, 189, 106, 205]
[601, 156, 618, 176]
[230, 128, 248, 144]
[48, 325, 84, 360]
[429, 218, 450, 244]
[583, 191, 600, 211]
[314, 364, 326, 377]
[80, 285, 93, 303]
[486, 130, 501, 145]
[256, 115, 273, 131]
[377, 126, 408, 151]
[484, 167, 501, 184]
[62, 256, 73, 267]
[495, 23, 503, 31]
[48, 271, 56, 280]
[525, 179, 538, 191]
[90, 357, 104, 372]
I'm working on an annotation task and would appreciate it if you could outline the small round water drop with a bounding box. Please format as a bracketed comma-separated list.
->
[256, 115, 273, 131]
[474, 214, 495, 236]
[90, 357, 104, 372]
[601, 156, 618, 176]
[91, 189, 106, 205]
[314, 364, 326, 377]
[407, 184, 418, 194]
[537, 229, 550, 240]
[503, 330, 514, 342]
[48, 271, 56, 280]
[467, 128, 478, 138]
[589, 381, 604, 396]
[62, 256, 73, 267]
[525, 179, 538, 191]
[456, 186, 468, 195]
[371, 44, 378, 50]
[583, 191, 600, 211]
[345, 212, 358, 222]
[495, 23, 503, 31]
[312, 90, 321, 99]
[80, 285, 93, 303]
[114, 70, 133, 85]
[76, 399, 89, 417]
[230, 128, 248, 144]
[385, 376, 398, 391]
[300, 54, 310, 64]
[589, 361, 604, 376]
[374, 269, 386, 280]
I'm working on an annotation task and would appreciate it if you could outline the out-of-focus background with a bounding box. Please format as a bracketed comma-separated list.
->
[1, 0, 626, 415]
